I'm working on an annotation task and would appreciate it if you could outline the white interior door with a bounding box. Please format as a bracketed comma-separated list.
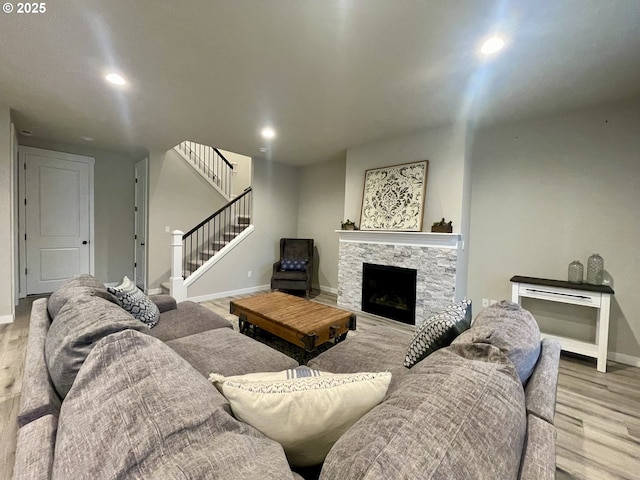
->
[21, 147, 94, 295]
[134, 158, 148, 290]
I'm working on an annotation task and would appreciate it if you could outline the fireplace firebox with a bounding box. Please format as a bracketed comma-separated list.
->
[361, 263, 417, 325]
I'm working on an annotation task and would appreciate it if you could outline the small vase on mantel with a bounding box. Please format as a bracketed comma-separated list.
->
[586, 253, 604, 285]
[568, 260, 584, 284]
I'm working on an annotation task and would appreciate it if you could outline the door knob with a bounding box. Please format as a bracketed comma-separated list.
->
[82, 241, 88, 245]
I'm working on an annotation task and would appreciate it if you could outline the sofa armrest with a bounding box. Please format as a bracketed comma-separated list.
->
[148, 294, 177, 313]
[524, 338, 561, 424]
[272, 261, 282, 274]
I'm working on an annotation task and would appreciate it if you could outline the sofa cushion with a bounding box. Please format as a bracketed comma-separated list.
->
[166, 327, 298, 377]
[211, 367, 391, 467]
[320, 344, 526, 480]
[47, 274, 117, 320]
[148, 301, 233, 342]
[53, 330, 294, 479]
[403, 299, 472, 367]
[148, 294, 177, 313]
[108, 276, 160, 327]
[518, 414, 556, 480]
[452, 301, 541, 383]
[17, 298, 62, 427]
[308, 326, 411, 392]
[13, 414, 57, 480]
[44, 295, 146, 398]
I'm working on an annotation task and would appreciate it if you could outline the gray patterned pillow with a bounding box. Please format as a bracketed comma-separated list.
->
[108, 277, 159, 327]
[403, 299, 472, 368]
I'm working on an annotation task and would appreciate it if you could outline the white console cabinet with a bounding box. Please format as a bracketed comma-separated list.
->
[510, 276, 614, 373]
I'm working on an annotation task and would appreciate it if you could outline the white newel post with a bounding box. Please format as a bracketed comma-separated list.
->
[170, 230, 187, 302]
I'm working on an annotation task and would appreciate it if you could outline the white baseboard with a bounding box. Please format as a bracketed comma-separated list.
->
[0, 314, 14, 324]
[318, 285, 338, 295]
[608, 351, 640, 368]
[187, 285, 270, 303]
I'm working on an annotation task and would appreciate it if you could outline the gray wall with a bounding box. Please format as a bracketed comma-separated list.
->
[344, 125, 468, 231]
[467, 98, 640, 362]
[187, 157, 299, 298]
[17, 137, 138, 285]
[297, 155, 346, 292]
[148, 148, 229, 290]
[343, 124, 470, 299]
[0, 106, 13, 320]
[219, 149, 252, 197]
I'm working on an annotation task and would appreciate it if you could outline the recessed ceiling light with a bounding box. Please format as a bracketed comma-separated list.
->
[261, 127, 276, 140]
[105, 73, 127, 86]
[480, 36, 505, 55]
[20, 129, 33, 136]
[81, 136, 95, 142]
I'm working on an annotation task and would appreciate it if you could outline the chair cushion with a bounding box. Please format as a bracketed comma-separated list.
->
[452, 301, 541, 384]
[403, 299, 472, 367]
[45, 295, 146, 398]
[281, 259, 308, 271]
[108, 276, 160, 327]
[210, 367, 391, 467]
[272, 270, 308, 281]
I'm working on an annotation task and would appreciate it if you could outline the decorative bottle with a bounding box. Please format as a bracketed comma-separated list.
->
[568, 260, 583, 283]
[586, 253, 604, 285]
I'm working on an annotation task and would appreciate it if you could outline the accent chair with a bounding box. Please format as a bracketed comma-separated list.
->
[271, 238, 314, 297]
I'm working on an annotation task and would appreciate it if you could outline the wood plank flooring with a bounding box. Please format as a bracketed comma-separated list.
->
[0, 291, 638, 480]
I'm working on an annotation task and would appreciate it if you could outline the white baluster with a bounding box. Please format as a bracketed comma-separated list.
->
[170, 230, 187, 302]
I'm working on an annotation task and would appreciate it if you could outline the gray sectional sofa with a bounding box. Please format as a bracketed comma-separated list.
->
[14, 275, 561, 480]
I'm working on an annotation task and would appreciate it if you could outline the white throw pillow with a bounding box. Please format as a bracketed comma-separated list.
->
[209, 367, 391, 467]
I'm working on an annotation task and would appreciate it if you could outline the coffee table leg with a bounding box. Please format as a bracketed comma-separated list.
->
[301, 333, 317, 351]
[297, 348, 309, 365]
[238, 314, 256, 338]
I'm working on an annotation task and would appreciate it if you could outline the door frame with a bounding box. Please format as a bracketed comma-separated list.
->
[134, 157, 148, 292]
[18, 146, 95, 298]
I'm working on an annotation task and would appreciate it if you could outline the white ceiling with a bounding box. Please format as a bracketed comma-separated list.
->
[2, 0, 640, 165]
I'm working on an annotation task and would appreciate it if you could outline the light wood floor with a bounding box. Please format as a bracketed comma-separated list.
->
[1, 292, 639, 480]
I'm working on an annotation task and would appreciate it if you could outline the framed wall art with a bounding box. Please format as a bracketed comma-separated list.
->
[359, 160, 428, 231]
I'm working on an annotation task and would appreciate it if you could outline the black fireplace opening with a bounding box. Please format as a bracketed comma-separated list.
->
[362, 263, 417, 325]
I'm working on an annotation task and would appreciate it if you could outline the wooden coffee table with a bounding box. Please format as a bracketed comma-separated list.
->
[230, 292, 356, 362]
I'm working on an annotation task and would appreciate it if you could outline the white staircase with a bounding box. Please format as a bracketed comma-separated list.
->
[166, 189, 253, 301]
[174, 141, 235, 201]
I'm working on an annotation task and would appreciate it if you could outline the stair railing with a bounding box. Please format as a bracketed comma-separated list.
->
[181, 187, 252, 278]
[177, 141, 234, 198]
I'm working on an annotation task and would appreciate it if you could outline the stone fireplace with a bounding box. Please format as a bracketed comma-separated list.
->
[336, 230, 462, 328]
